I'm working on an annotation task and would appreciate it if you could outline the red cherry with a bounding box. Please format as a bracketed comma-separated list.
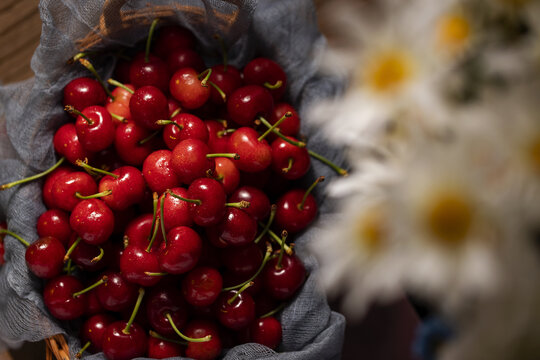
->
[80, 313, 116, 353]
[269, 103, 300, 137]
[205, 120, 231, 154]
[166, 47, 205, 73]
[74, 105, 115, 152]
[115, 120, 159, 166]
[217, 208, 257, 247]
[249, 317, 282, 349]
[67, 234, 108, 272]
[63, 77, 106, 115]
[186, 178, 227, 227]
[153, 25, 196, 59]
[162, 113, 209, 150]
[98, 166, 146, 211]
[213, 157, 240, 194]
[171, 139, 215, 184]
[43, 275, 87, 320]
[243, 57, 287, 101]
[271, 136, 310, 180]
[208, 64, 243, 105]
[129, 52, 170, 92]
[216, 289, 256, 330]
[159, 226, 202, 275]
[229, 186, 271, 221]
[51, 171, 97, 212]
[170, 67, 211, 109]
[106, 84, 135, 123]
[129, 85, 169, 130]
[36, 209, 72, 246]
[148, 336, 184, 358]
[86, 286, 105, 316]
[25, 236, 65, 279]
[226, 85, 274, 126]
[159, 187, 193, 232]
[96, 271, 138, 312]
[184, 320, 222, 360]
[119, 245, 162, 287]
[275, 188, 318, 234]
[53, 123, 93, 165]
[263, 253, 306, 300]
[124, 213, 163, 251]
[70, 199, 115, 245]
[102, 321, 148, 360]
[182, 267, 223, 307]
[42, 166, 73, 209]
[146, 285, 188, 337]
[228, 127, 272, 172]
[221, 243, 263, 277]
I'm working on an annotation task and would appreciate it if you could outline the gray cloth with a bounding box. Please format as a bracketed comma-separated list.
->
[0, 0, 346, 359]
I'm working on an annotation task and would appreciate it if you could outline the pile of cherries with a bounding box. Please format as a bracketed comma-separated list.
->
[0, 20, 345, 360]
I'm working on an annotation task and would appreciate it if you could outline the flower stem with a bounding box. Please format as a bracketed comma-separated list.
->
[0, 157, 65, 191]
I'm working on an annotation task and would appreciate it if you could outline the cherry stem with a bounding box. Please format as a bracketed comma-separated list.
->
[123, 287, 145, 334]
[76, 159, 119, 179]
[227, 281, 254, 305]
[0, 229, 29, 247]
[299, 176, 324, 211]
[64, 237, 82, 262]
[107, 78, 135, 95]
[78, 58, 114, 99]
[72, 275, 108, 298]
[222, 243, 272, 292]
[217, 128, 235, 137]
[165, 313, 212, 343]
[198, 68, 212, 87]
[264, 80, 283, 90]
[159, 192, 167, 245]
[75, 341, 91, 359]
[149, 330, 188, 346]
[67, 52, 95, 65]
[144, 272, 168, 276]
[263, 227, 293, 255]
[64, 105, 94, 125]
[258, 112, 291, 142]
[167, 190, 202, 205]
[225, 200, 250, 209]
[139, 130, 160, 145]
[0, 157, 65, 191]
[276, 230, 288, 270]
[109, 112, 127, 123]
[208, 81, 227, 102]
[258, 117, 306, 147]
[206, 153, 239, 160]
[261, 302, 287, 319]
[75, 189, 112, 200]
[170, 108, 182, 118]
[156, 120, 184, 132]
[213, 34, 228, 70]
[308, 149, 348, 176]
[146, 192, 160, 253]
[254, 204, 277, 244]
[91, 246, 104, 263]
[64, 259, 74, 275]
[282, 158, 294, 174]
[145, 18, 160, 63]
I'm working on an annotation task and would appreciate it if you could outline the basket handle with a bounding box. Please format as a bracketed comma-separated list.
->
[99, 0, 128, 36]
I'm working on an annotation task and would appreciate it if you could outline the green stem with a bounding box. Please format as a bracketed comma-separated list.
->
[72, 275, 108, 298]
[123, 287, 145, 334]
[64, 237, 82, 262]
[0, 157, 65, 191]
[198, 68, 212, 87]
[213, 34, 228, 70]
[109, 112, 127, 123]
[78, 58, 114, 99]
[139, 130, 160, 145]
[166, 313, 212, 342]
[282, 158, 294, 174]
[222, 243, 272, 292]
[258, 112, 291, 142]
[160, 192, 167, 246]
[308, 149, 348, 176]
[217, 128, 235, 137]
[254, 204, 277, 244]
[146, 193, 160, 253]
[263, 227, 293, 255]
[208, 81, 226, 102]
[167, 190, 202, 205]
[149, 330, 188, 346]
[67, 52, 95, 65]
[75, 189, 112, 200]
[107, 78, 134, 95]
[276, 230, 288, 270]
[258, 117, 306, 147]
[299, 176, 324, 211]
[0, 229, 29, 247]
[225, 200, 250, 209]
[156, 120, 183, 132]
[91, 247, 105, 263]
[64, 105, 94, 125]
[146, 18, 160, 63]
[227, 281, 254, 305]
[144, 272, 168, 276]
[64, 259, 74, 275]
[75, 159, 119, 179]
[75, 340, 91, 359]
[206, 153, 239, 160]
[264, 80, 283, 90]
[260, 302, 287, 319]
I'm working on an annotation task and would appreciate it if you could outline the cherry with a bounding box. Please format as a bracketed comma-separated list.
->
[208, 64, 243, 105]
[184, 320, 222, 360]
[119, 245, 162, 287]
[271, 136, 310, 180]
[98, 166, 146, 211]
[114, 57, 132, 84]
[69, 105, 115, 152]
[229, 186, 271, 221]
[50, 171, 97, 212]
[161, 112, 209, 150]
[243, 57, 287, 101]
[129, 52, 170, 93]
[159, 226, 202, 275]
[153, 25, 196, 59]
[141, 150, 178, 194]
[124, 213, 163, 251]
[96, 271, 138, 312]
[269, 103, 300, 137]
[36, 209, 72, 246]
[167, 97, 181, 118]
[171, 139, 223, 184]
[53, 123, 93, 165]
[80, 313, 115, 353]
[227, 85, 274, 126]
[102, 321, 147, 360]
[70, 199, 114, 245]
[86, 288, 105, 316]
[182, 267, 223, 307]
[216, 208, 257, 247]
[170, 67, 211, 109]
[221, 243, 263, 277]
[146, 285, 188, 337]
[166, 47, 205, 73]
[249, 317, 282, 350]
[215, 283, 256, 330]
[205, 120, 231, 154]
[106, 83, 135, 123]
[115, 120, 160, 166]
[263, 253, 306, 300]
[147, 335, 184, 358]
[228, 127, 272, 172]
[159, 187, 193, 231]
[213, 157, 240, 194]
[43, 275, 87, 320]
[63, 77, 106, 115]
[25, 236, 65, 279]
[275, 178, 322, 234]
[42, 165, 73, 209]
[181, 178, 227, 227]
[130, 85, 169, 130]
[65, 234, 107, 272]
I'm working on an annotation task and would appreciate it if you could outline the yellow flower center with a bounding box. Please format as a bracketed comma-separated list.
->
[363, 50, 413, 93]
[355, 206, 386, 252]
[437, 13, 472, 53]
[423, 190, 473, 246]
